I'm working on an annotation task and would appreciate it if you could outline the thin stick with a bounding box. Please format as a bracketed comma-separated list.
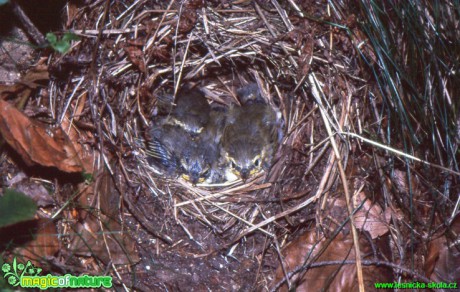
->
[343, 132, 460, 177]
[10, 0, 46, 45]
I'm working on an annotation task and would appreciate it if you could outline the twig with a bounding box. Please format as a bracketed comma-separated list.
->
[9, 0, 46, 45]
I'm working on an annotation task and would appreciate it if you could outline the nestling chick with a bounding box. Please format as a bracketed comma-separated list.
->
[147, 124, 211, 184]
[167, 87, 211, 136]
[236, 82, 265, 105]
[221, 103, 279, 181]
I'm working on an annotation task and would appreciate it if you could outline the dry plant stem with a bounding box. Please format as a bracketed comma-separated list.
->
[343, 132, 460, 177]
[52, 185, 91, 219]
[254, 3, 298, 68]
[286, 0, 304, 17]
[86, 1, 109, 180]
[122, 191, 173, 244]
[273, 236, 292, 290]
[61, 78, 85, 126]
[90, 0, 110, 80]
[175, 180, 270, 206]
[271, 0, 294, 30]
[173, 3, 191, 95]
[271, 259, 432, 291]
[320, 103, 346, 210]
[287, 106, 317, 136]
[320, 89, 350, 209]
[9, 0, 46, 45]
[254, 237, 272, 290]
[145, 0, 175, 59]
[316, 145, 336, 218]
[201, 194, 274, 237]
[308, 73, 364, 292]
[175, 181, 274, 237]
[96, 194, 129, 292]
[73, 28, 144, 35]
[174, 33, 192, 95]
[264, 67, 287, 120]
[192, 204, 215, 228]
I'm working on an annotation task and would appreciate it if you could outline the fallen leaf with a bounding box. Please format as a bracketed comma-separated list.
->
[0, 99, 83, 172]
[16, 219, 59, 265]
[70, 170, 140, 265]
[425, 215, 460, 284]
[1, 218, 59, 267]
[125, 45, 147, 73]
[61, 106, 96, 173]
[272, 231, 392, 291]
[353, 192, 390, 238]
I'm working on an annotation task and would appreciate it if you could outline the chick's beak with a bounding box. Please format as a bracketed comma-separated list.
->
[190, 174, 200, 185]
[240, 169, 250, 181]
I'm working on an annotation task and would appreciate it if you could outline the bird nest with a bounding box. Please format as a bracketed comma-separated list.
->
[2, 0, 458, 290]
[117, 1, 334, 244]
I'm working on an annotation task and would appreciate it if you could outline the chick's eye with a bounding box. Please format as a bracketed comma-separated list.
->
[254, 158, 261, 167]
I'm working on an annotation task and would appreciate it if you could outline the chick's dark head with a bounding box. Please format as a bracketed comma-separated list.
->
[172, 88, 211, 136]
[223, 136, 265, 180]
[179, 143, 210, 185]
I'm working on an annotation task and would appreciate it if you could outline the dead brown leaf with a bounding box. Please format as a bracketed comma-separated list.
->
[69, 170, 140, 265]
[2, 218, 59, 266]
[425, 215, 460, 284]
[353, 192, 390, 238]
[272, 231, 392, 291]
[0, 99, 83, 173]
[61, 110, 95, 174]
[177, 8, 198, 34]
[125, 45, 147, 73]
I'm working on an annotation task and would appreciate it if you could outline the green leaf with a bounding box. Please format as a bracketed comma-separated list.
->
[61, 32, 80, 42]
[45, 32, 57, 44]
[52, 40, 71, 53]
[0, 189, 37, 228]
[45, 32, 79, 53]
[82, 171, 94, 184]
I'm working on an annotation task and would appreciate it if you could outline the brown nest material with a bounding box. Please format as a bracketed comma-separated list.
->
[2, 0, 459, 291]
